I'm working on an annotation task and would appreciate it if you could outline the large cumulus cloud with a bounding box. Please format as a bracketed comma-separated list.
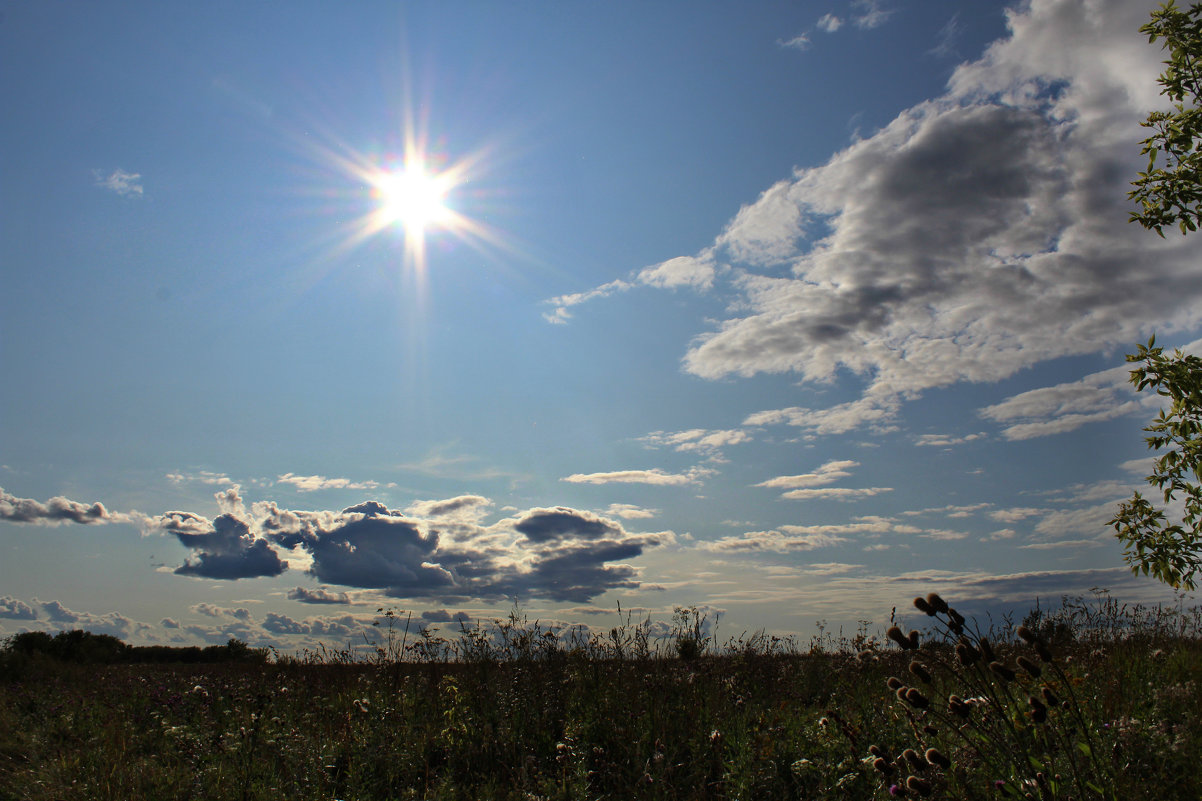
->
[550, 0, 1199, 434]
[157, 489, 672, 603]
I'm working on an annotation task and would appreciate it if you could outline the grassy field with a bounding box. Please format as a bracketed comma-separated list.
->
[1, 593, 1199, 801]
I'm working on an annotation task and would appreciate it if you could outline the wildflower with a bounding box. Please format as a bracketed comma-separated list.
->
[908, 661, 932, 684]
[888, 783, 905, 797]
[906, 775, 933, 796]
[709, 729, 723, 745]
[1016, 655, 1042, 678]
[925, 747, 951, 769]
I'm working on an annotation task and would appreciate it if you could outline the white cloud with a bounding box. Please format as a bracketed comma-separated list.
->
[561, 467, 715, 486]
[640, 428, 751, 458]
[743, 395, 900, 436]
[979, 364, 1149, 440]
[277, 473, 381, 492]
[816, 14, 843, 33]
[851, 0, 893, 29]
[779, 33, 811, 51]
[586, 0, 1202, 441]
[604, 503, 659, 520]
[755, 459, 860, 489]
[779, 486, 892, 501]
[914, 432, 986, 447]
[700, 529, 848, 553]
[636, 253, 717, 290]
[94, 168, 143, 196]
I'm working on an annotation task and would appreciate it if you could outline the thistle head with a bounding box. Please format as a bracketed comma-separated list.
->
[924, 747, 951, 769]
[925, 593, 949, 615]
[989, 661, 1017, 683]
[887, 626, 912, 649]
[914, 596, 935, 615]
[1016, 655, 1042, 678]
[908, 660, 932, 684]
[906, 775, 933, 796]
[902, 748, 928, 771]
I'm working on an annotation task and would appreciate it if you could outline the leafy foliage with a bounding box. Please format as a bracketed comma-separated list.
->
[1112, 337, 1202, 590]
[1130, 1, 1202, 235]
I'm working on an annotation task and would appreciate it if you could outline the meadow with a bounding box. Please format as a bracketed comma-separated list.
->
[0, 592, 1199, 801]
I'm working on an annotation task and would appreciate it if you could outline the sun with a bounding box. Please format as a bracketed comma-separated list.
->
[371, 161, 453, 235]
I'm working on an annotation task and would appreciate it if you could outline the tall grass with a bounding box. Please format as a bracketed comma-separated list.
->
[0, 594, 1198, 800]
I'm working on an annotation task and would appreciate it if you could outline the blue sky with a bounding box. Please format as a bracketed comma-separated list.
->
[2, 0, 1198, 650]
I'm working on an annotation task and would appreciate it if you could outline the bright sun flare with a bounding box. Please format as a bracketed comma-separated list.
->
[372, 162, 452, 235]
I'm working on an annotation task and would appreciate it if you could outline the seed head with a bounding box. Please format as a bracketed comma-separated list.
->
[906, 775, 933, 796]
[874, 757, 895, 776]
[978, 637, 996, 663]
[925, 747, 951, 769]
[947, 694, 971, 718]
[1028, 696, 1047, 724]
[908, 630, 921, 649]
[1034, 640, 1054, 662]
[947, 608, 965, 627]
[887, 676, 905, 690]
[1016, 625, 1038, 644]
[1016, 655, 1042, 678]
[1040, 685, 1061, 708]
[887, 626, 913, 649]
[989, 661, 1017, 683]
[925, 593, 950, 615]
[956, 642, 980, 666]
[905, 687, 930, 709]
[914, 596, 935, 615]
[908, 661, 932, 684]
[903, 748, 928, 771]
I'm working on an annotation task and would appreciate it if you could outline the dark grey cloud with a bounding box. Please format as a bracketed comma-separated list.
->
[159, 509, 288, 580]
[139, 488, 672, 604]
[513, 507, 622, 543]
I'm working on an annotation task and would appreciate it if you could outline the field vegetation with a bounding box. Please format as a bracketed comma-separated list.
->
[0, 593, 1199, 800]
